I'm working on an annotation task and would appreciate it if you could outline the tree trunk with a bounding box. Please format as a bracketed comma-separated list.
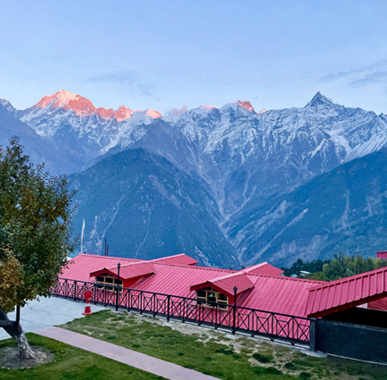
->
[0, 307, 36, 360]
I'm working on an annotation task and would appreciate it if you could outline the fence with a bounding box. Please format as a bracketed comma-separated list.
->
[52, 278, 310, 347]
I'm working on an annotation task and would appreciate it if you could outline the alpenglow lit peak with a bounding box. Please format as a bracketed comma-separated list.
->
[220, 100, 256, 114]
[32, 90, 135, 121]
[125, 108, 162, 125]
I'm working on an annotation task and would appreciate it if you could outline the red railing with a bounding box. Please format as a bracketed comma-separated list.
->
[52, 278, 310, 347]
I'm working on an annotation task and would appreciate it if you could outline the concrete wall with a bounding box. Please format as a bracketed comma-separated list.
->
[315, 319, 387, 364]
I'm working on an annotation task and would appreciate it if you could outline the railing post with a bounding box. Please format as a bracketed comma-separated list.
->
[73, 281, 77, 301]
[127, 290, 131, 311]
[93, 284, 97, 304]
[140, 291, 143, 314]
[232, 286, 238, 335]
[167, 295, 170, 322]
[64, 279, 68, 299]
[116, 263, 121, 311]
[292, 317, 295, 345]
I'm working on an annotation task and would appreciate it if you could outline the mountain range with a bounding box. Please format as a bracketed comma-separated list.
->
[1, 89, 387, 267]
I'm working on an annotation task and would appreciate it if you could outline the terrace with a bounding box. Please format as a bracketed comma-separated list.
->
[55, 253, 387, 364]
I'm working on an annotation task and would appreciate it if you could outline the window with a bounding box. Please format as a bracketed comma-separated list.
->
[196, 287, 229, 310]
[95, 273, 123, 292]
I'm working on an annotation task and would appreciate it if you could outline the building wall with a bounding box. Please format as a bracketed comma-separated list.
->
[323, 307, 387, 329]
[315, 319, 387, 364]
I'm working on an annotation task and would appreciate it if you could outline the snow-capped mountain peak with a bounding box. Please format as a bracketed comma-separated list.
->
[305, 92, 334, 108]
[35, 89, 78, 109]
[30, 89, 135, 121]
[123, 109, 162, 125]
[220, 100, 256, 114]
[144, 109, 162, 119]
[188, 105, 219, 115]
[115, 105, 134, 122]
[0, 98, 16, 114]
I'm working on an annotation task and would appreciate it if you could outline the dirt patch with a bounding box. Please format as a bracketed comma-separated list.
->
[0, 346, 54, 370]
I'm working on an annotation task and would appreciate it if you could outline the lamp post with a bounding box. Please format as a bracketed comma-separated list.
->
[233, 286, 238, 335]
[116, 263, 121, 311]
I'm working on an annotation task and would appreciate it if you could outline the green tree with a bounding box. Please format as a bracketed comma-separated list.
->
[0, 137, 77, 359]
[308, 253, 387, 281]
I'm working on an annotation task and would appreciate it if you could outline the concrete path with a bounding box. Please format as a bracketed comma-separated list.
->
[37, 327, 220, 380]
[0, 297, 107, 341]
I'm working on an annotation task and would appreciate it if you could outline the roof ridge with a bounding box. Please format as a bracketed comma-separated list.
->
[150, 253, 188, 261]
[307, 266, 387, 292]
[206, 271, 248, 282]
[78, 254, 139, 262]
[243, 262, 268, 270]
[153, 261, 234, 273]
[105, 261, 155, 270]
[249, 273, 326, 283]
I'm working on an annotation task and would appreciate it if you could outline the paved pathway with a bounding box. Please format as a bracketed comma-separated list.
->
[37, 327, 220, 380]
[0, 297, 107, 341]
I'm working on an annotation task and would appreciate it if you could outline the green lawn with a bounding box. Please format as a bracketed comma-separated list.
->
[62, 309, 387, 380]
[0, 333, 164, 380]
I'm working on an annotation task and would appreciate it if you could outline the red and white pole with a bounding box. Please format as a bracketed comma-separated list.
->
[82, 290, 93, 315]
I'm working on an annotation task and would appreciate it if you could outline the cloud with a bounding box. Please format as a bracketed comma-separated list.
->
[320, 60, 387, 87]
[87, 71, 153, 96]
[350, 70, 387, 87]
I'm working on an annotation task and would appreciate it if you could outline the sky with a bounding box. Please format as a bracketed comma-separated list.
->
[0, 0, 387, 115]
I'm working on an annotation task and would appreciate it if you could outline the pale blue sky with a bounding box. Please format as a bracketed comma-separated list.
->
[0, 1, 386, 114]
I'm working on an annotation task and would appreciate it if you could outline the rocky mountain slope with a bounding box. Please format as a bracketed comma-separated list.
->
[69, 149, 238, 268]
[224, 148, 387, 266]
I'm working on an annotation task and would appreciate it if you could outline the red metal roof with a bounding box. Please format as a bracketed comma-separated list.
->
[305, 266, 387, 318]
[368, 297, 387, 311]
[190, 272, 255, 296]
[90, 262, 155, 280]
[150, 254, 198, 266]
[242, 262, 284, 276]
[61, 253, 326, 317]
[125, 265, 325, 316]
[61, 254, 141, 281]
[240, 275, 325, 316]
[377, 251, 387, 260]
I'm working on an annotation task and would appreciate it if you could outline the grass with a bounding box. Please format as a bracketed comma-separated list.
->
[0, 333, 164, 380]
[61, 309, 387, 380]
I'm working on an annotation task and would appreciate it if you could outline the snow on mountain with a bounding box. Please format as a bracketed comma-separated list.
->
[17, 90, 163, 170]
[220, 100, 256, 113]
[0, 98, 16, 115]
[27, 89, 134, 121]
[3, 89, 387, 265]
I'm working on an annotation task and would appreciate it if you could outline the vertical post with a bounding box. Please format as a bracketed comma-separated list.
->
[167, 295, 170, 322]
[116, 263, 121, 311]
[73, 281, 77, 300]
[64, 279, 68, 299]
[309, 318, 317, 352]
[93, 283, 97, 305]
[232, 286, 238, 335]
